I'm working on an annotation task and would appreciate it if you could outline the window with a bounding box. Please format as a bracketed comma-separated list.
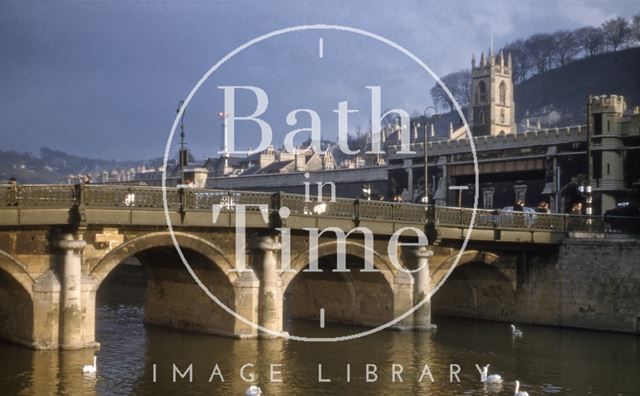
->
[607, 163, 610, 175]
[593, 152, 602, 179]
[499, 81, 506, 105]
[593, 114, 602, 135]
[479, 81, 486, 103]
[500, 109, 505, 124]
[483, 188, 495, 209]
[607, 120, 610, 132]
[479, 110, 485, 125]
[514, 185, 527, 204]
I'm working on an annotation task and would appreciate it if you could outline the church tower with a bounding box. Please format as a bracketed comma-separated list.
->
[469, 49, 516, 136]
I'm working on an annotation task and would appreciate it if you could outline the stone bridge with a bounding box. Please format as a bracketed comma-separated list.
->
[0, 184, 638, 350]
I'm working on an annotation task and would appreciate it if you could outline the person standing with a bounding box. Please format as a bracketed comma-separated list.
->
[513, 199, 525, 211]
[7, 177, 18, 206]
[536, 201, 550, 214]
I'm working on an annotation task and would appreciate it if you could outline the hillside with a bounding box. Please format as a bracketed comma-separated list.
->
[515, 47, 640, 125]
[0, 147, 162, 184]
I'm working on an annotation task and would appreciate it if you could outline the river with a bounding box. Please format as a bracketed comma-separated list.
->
[0, 282, 639, 395]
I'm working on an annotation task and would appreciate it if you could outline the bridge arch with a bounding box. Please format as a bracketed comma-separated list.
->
[432, 250, 515, 292]
[90, 231, 238, 288]
[282, 240, 398, 331]
[0, 250, 35, 346]
[0, 250, 35, 296]
[90, 231, 242, 338]
[431, 249, 517, 321]
[281, 240, 397, 291]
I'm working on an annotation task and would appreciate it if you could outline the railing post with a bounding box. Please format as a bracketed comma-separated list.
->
[270, 192, 281, 228]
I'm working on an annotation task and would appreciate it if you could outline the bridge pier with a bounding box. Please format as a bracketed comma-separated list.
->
[409, 246, 436, 331]
[253, 236, 286, 337]
[57, 234, 97, 349]
[232, 270, 260, 338]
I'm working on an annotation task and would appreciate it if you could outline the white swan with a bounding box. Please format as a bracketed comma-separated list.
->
[510, 324, 523, 337]
[481, 364, 503, 384]
[82, 356, 97, 374]
[245, 385, 262, 396]
[514, 380, 529, 396]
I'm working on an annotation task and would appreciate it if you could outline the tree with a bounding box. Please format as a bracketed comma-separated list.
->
[601, 17, 630, 51]
[575, 26, 605, 57]
[524, 33, 555, 73]
[631, 14, 640, 44]
[430, 69, 471, 112]
[502, 39, 531, 83]
[552, 30, 580, 66]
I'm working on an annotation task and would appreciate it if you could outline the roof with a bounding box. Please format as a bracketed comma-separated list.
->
[257, 160, 294, 174]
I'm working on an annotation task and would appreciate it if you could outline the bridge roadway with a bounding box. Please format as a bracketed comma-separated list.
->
[0, 184, 637, 350]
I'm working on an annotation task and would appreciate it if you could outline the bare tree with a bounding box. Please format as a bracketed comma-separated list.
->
[631, 14, 640, 44]
[525, 33, 555, 73]
[602, 17, 630, 51]
[575, 26, 605, 57]
[552, 30, 580, 66]
[430, 69, 471, 112]
[503, 40, 531, 83]
[430, 83, 451, 113]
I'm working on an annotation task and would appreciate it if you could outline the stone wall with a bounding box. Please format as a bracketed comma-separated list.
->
[432, 238, 640, 334]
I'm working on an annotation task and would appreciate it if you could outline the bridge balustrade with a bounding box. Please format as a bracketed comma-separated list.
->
[0, 184, 637, 234]
[1, 184, 77, 208]
[80, 184, 181, 209]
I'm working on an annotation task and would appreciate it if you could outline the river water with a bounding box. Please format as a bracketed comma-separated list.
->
[1, 282, 639, 395]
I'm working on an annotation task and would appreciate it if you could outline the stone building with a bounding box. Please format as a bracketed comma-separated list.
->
[469, 49, 516, 136]
[118, 50, 640, 215]
[385, 50, 640, 214]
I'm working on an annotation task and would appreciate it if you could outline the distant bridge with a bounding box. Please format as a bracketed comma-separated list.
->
[0, 184, 638, 350]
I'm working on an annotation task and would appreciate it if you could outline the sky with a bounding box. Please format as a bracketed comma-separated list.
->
[1, 0, 639, 161]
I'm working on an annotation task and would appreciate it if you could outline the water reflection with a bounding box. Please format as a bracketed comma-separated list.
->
[0, 282, 639, 395]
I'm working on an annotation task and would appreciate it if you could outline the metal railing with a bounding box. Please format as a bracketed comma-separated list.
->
[0, 184, 638, 234]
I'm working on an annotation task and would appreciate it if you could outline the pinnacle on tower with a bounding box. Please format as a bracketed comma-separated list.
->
[480, 51, 486, 67]
[471, 53, 476, 68]
[499, 50, 504, 67]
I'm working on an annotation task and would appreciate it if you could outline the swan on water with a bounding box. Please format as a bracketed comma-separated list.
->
[481, 364, 503, 384]
[82, 356, 97, 374]
[510, 324, 523, 337]
[514, 380, 529, 396]
[245, 385, 262, 396]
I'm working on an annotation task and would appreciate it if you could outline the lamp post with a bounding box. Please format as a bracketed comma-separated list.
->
[176, 100, 187, 186]
[422, 106, 440, 203]
[585, 92, 593, 224]
[218, 111, 229, 174]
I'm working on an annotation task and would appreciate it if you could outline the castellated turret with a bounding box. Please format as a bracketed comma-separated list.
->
[588, 94, 627, 211]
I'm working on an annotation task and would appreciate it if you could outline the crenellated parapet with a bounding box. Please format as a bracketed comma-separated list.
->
[589, 94, 627, 115]
[387, 124, 587, 158]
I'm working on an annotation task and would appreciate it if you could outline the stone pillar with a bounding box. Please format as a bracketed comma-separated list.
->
[253, 236, 285, 337]
[32, 271, 61, 350]
[391, 271, 414, 330]
[233, 270, 260, 338]
[404, 159, 414, 200]
[408, 246, 437, 331]
[58, 234, 87, 349]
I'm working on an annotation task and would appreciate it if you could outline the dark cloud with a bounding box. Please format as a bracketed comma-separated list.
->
[1, 0, 637, 160]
